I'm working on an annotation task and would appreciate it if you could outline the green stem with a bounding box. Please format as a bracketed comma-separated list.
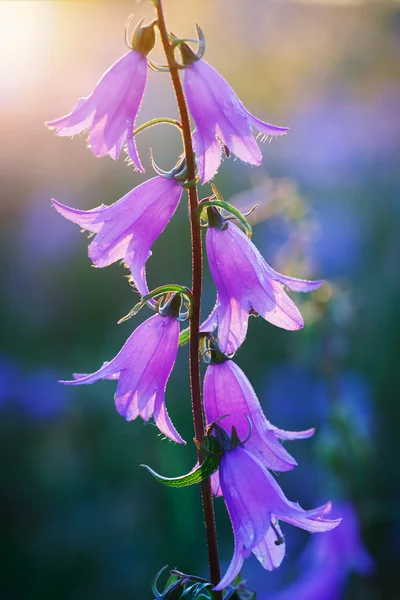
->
[133, 117, 182, 136]
[155, 1, 222, 594]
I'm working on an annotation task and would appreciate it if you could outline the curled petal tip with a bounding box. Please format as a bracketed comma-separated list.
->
[321, 501, 333, 515]
[59, 378, 74, 385]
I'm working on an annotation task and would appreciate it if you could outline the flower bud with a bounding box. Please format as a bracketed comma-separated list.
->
[131, 19, 157, 56]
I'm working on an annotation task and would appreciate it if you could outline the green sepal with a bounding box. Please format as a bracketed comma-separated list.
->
[141, 454, 220, 488]
[118, 284, 192, 324]
[177, 24, 206, 66]
[230, 426, 242, 449]
[197, 191, 253, 238]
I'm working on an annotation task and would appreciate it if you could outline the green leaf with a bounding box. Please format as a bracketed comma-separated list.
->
[179, 327, 190, 346]
[141, 454, 220, 488]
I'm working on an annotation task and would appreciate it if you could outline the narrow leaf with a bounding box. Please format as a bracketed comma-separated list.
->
[141, 454, 220, 488]
[179, 327, 190, 346]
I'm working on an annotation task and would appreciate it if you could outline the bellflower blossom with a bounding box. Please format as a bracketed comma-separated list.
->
[52, 177, 182, 297]
[61, 314, 185, 444]
[215, 446, 341, 591]
[47, 51, 147, 170]
[204, 359, 314, 474]
[182, 57, 289, 183]
[202, 218, 322, 354]
[46, 15, 157, 172]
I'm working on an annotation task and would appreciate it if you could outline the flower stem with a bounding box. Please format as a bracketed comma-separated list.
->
[133, 117, 182, 136]
[155, 0, 222, 593]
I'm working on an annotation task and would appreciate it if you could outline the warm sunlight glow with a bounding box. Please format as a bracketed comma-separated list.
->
[0, 1, 56, 103]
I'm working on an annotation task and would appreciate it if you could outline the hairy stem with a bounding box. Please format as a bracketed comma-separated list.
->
[155, 0, 222, 593]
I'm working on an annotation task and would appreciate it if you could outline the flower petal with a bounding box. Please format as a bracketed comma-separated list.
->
[210, 469, 223, 497]
[270, 424, 315, 441]
[62, 315, 184, 443]
[251, 277, 304, 331]
[262, 261, 323, 293]
[200, 296, 220, 333]
[47, 51, 147, 167]
[193, 127, 223, 184]
[153, 390, 186, 445]
[46, 96, 97, 137]
[53, 177, 182, 294]
[219, 450, 273, 549]
[252, 520, 286, 570]
[184, 58, 288, 181]
[52, 199, 106, 233]
[279, 513, 342, 533]
[217, 297, 250, 355]
[244, 109, 289, 137]
[206, 221, 319, 351]
[213, 532, 245, 591]
[126, 132, 145, 172]
[204, 361, 299, 472]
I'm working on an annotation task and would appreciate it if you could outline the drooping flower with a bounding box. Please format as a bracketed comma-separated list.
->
[202, 215, 322, 354]
[260, 502, 373, 600]
[214, 446, 341, 591]
[204, 359, 314, 473]
[46, 21, 157, 170]
[52, 176, 182, 297]
[61, 313, 185, 444]
[181, 55, 289, 183]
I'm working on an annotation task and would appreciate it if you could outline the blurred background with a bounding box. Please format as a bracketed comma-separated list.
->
[0, 0, 399, 598]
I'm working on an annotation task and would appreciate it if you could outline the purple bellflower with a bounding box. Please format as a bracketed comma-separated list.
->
[215, 446, 341, 591]
[204, 359, 314, 473]
[52, 176, 182, 297]
[202, 216, 322, 354]
[182, 57, 289, 183]
[47, 51, 147, 170]
[261, 502, 373, 600]
[61, 313, 185, 444]
[46, 21, 157, 170]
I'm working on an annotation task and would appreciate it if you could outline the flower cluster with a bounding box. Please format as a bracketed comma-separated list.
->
[47, 14, 340, 593]
[202, 342, 340, 589]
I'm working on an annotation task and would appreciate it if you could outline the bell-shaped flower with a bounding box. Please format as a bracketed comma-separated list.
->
[46, 20, 157, 170]
[202, 217, 322, 354]
[182, 57, 289, 183]
[215, 446, 341, 591]
[61, 313, 185, 444]
[204, 359, 314, 473]
[52, 176, 182, 297]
